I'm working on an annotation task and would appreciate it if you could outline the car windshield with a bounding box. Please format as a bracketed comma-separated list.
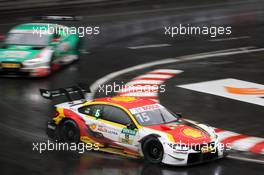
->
[130, 104, 180, 126]
[6, 33, 50, 46]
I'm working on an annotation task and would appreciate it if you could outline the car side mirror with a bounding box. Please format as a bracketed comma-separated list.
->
[176, 113, 183, 118]
[126, 123, 136, 130]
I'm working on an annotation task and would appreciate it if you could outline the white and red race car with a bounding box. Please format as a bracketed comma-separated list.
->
[41, 85, 226, 166]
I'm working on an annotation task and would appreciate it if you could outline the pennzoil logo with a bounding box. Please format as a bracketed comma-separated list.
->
[182, 128, 203, 138]
[111, 96, 137, 102]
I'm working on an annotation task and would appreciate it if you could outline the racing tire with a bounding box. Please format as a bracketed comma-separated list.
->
[58, 119, 80, 143]
[142, 137, 164, 164]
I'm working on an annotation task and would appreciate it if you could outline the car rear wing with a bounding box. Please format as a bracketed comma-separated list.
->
[40, 83, 90, 102]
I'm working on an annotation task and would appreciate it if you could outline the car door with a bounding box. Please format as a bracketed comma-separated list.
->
[78, 104, 139, 149]
[99, 104, 139, 148]
[78, 104, 104, 137]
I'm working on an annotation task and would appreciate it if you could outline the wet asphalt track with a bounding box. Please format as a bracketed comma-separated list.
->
[0, 1, 264, 174]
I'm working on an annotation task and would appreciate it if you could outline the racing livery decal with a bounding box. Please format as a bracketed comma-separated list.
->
[182, 128, 204, 139]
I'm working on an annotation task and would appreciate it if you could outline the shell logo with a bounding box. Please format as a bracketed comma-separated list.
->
[111, 96, 137, 102]
[182, 128, 203, 138]
[89, 124, 97, 130]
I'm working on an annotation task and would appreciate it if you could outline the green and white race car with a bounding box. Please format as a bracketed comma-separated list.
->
[0, 23, 81, 77]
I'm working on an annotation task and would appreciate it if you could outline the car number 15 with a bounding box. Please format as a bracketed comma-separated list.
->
[135, 112, 150, 123]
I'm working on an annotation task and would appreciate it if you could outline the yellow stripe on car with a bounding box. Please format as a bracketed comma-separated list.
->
[167, 133, 176, 143]
[53, 107, 65, 124]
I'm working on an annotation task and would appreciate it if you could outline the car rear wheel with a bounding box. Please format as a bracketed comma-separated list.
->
[142, 137, 164, 164]
[59, 120, 80, 143]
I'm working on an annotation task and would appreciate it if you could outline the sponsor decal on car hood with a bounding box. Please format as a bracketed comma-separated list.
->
[145, 123, 211, 144]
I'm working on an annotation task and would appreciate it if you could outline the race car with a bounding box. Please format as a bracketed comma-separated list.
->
[41, 85, 226, 166]
[0, 23, 81, 77]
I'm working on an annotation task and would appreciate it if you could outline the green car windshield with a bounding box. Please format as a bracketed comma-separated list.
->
[6, 33, 50, 46]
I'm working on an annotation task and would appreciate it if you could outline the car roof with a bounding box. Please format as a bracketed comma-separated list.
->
[13, 23, 56, 30]
[9, 23, 59, 34]
[93, 96, 157, 109]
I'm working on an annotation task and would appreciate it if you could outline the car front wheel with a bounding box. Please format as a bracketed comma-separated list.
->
[142, 137, 164, 164]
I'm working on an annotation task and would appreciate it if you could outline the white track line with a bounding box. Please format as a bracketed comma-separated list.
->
[209, 36, 250, 42]
[135, 74, 173, 79]
[128, 44, 171, 50]
[149, 69, 184, 74]
[127, 80, 164, 85]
